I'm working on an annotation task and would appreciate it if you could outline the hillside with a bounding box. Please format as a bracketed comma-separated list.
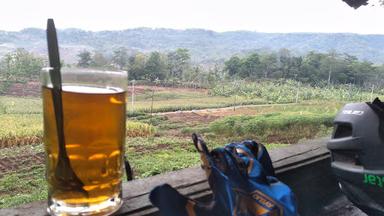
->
[1, 28, 384, 64]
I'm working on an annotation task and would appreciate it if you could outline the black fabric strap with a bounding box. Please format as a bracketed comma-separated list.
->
[124, 156, 133, 181]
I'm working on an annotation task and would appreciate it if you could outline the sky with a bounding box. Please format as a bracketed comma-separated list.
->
[0, 0, 383, 34]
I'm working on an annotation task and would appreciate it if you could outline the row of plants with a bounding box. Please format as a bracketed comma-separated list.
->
[208, 111, 335, 143]
[210, 79, 380, 103]
[0, 113, 155, 148]
[127, 98, 266, 117]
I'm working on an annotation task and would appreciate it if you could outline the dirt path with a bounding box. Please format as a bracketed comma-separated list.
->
[159, 103, 295, 115]
[4, 81, 41, 97]
[0, 152, 45, 178]
[162, 103, 295, 124]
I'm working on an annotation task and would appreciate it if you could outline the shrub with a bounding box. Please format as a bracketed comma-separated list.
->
[126, 121, 156, 137]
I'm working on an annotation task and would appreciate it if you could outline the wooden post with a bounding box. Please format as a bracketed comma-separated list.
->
[131, 80, 135, 113]
[150, 88, 155, 116]
[234, 95, 237, 111]
[295, 82, 300, 103]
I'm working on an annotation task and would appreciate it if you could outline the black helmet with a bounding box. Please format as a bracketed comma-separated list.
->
[328, 98, 384, 215]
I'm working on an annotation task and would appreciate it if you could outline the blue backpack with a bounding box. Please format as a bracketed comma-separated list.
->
[150, 134, 298, 216]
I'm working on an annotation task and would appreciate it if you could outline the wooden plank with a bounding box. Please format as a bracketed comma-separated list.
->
[0, 138, 331, 216]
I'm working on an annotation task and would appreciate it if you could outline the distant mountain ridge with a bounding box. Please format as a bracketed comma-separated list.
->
[0, 27, 384, 64]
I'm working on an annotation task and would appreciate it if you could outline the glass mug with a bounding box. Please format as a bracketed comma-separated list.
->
[41, 68, 127, 215]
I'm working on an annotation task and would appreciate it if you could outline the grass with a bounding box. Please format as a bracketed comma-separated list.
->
[133, 89, 205, 101]
[208, 111, 335, 144]
[0, 114, 42, 148]
[210, 112, 334, 136]
[0, 96, 41, 114]
[127, 96, 267, 115]
[0, 165, 47, 208]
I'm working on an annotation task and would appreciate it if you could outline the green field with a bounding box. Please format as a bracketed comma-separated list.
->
[0, 81, 376, 208]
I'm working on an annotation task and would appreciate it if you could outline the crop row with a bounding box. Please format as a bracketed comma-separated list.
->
[210, 79, 381, 103]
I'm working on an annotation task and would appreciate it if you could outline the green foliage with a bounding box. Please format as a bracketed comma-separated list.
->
[133, 115, 168, 126]
[0, 48, 44, 82]
[210, 79, 381, 103]
[125, 48, 192, 82]
[112, 47, 129, 69]
[259, 53, 278, 78]
[76, 50, 92, 67]
[240, 53, 261, 78]
[129, 97, 266, 115]
[71, 47, 384, 90]
[167, 48, 191, 80]
[129, 148, 199, 178]
[144, 52, 167, 81]
[127, 53, 146, 80]
[225, 56, 242, 76]
[0, 81, 12, 94]
[91, 52, 109, 68]
[223, 50, 379, 87]
[125, 136, 198, 178]
[209, 111, 335, 142]
[122, 49, 191, 82]
[2, 42, 380, 91]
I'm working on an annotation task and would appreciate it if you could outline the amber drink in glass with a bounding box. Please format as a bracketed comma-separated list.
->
[41, 68, 127, 216]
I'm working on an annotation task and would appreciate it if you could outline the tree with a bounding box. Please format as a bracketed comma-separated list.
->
[300, 52, 327, 84]
[289, 56, 303, 80]
[112, 47, 129, 69]
[373, 64, 384, 88]
[77, 50, 92, 67]
[326, 50, 337, 85]
[144, 52, 167, 81]
[278, 48, 292, 79]
[92, 52, 109, 68]
[183, 66, 201, 83]
[207, 64, 222, 86]
[0, 48, 44, 81]
[224, 56, 242, 77]
[167, 48, 190, 80]
[349, 60, 376, 86]
[258, 53, 278, 79]
[223, 49, 382, 88]
[237, 53, 261, 79]
[127, 53, 146, 80]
